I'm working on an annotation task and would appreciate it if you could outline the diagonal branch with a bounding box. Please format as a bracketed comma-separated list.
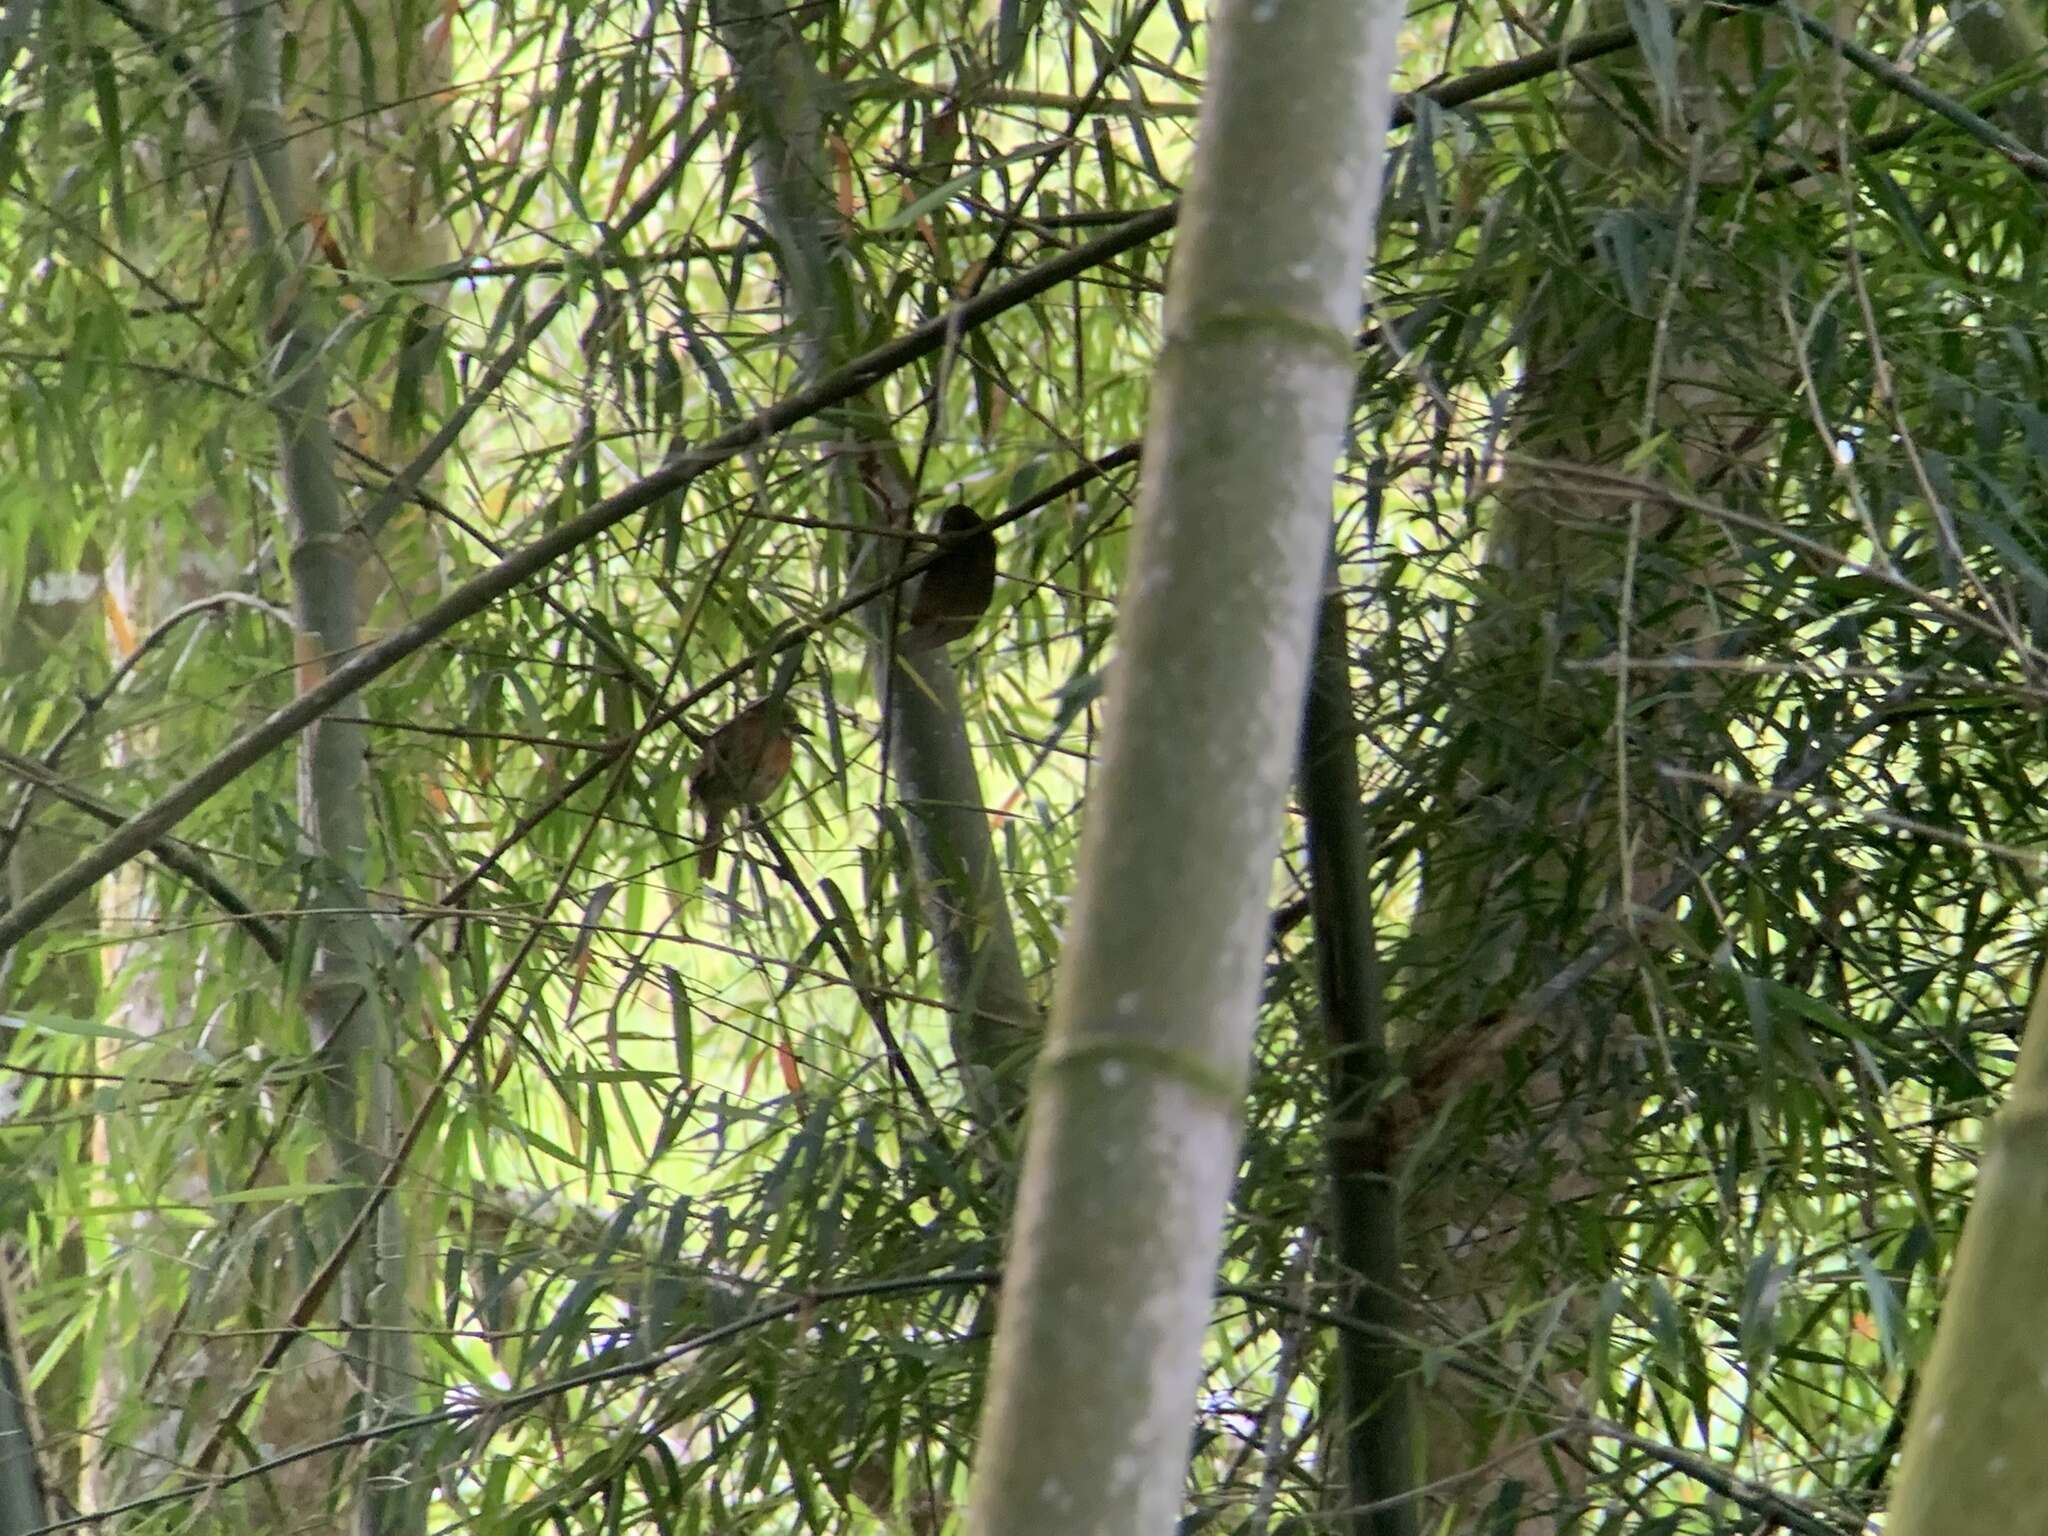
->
[0, 747, 284, 963]
[0, 210, 1172, 959]
[1766, 0, 2048, 181]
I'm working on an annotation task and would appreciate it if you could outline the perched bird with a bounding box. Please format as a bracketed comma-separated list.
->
[688, 698, 804, 879]
[900, 504, 997, 652]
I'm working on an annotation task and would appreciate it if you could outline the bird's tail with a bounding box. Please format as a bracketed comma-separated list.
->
[697, 812, 727, 879]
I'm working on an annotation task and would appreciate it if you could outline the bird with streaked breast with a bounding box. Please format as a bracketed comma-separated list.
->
[688, 698, 805, 879]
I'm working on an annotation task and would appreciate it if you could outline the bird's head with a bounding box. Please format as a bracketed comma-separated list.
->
[760, 696, 809, 736]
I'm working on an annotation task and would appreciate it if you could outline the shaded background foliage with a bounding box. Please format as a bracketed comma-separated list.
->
[2, 0, 2045, 1530]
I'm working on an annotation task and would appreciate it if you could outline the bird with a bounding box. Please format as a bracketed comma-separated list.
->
[899, 504, 997, 652]
[688, 698, 804, 879]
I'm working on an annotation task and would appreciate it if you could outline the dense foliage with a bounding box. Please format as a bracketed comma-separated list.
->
[3, 0, 2047, 1530]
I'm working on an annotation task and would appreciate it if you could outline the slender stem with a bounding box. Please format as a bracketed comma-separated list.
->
[1300, 564, 1414, 1536]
